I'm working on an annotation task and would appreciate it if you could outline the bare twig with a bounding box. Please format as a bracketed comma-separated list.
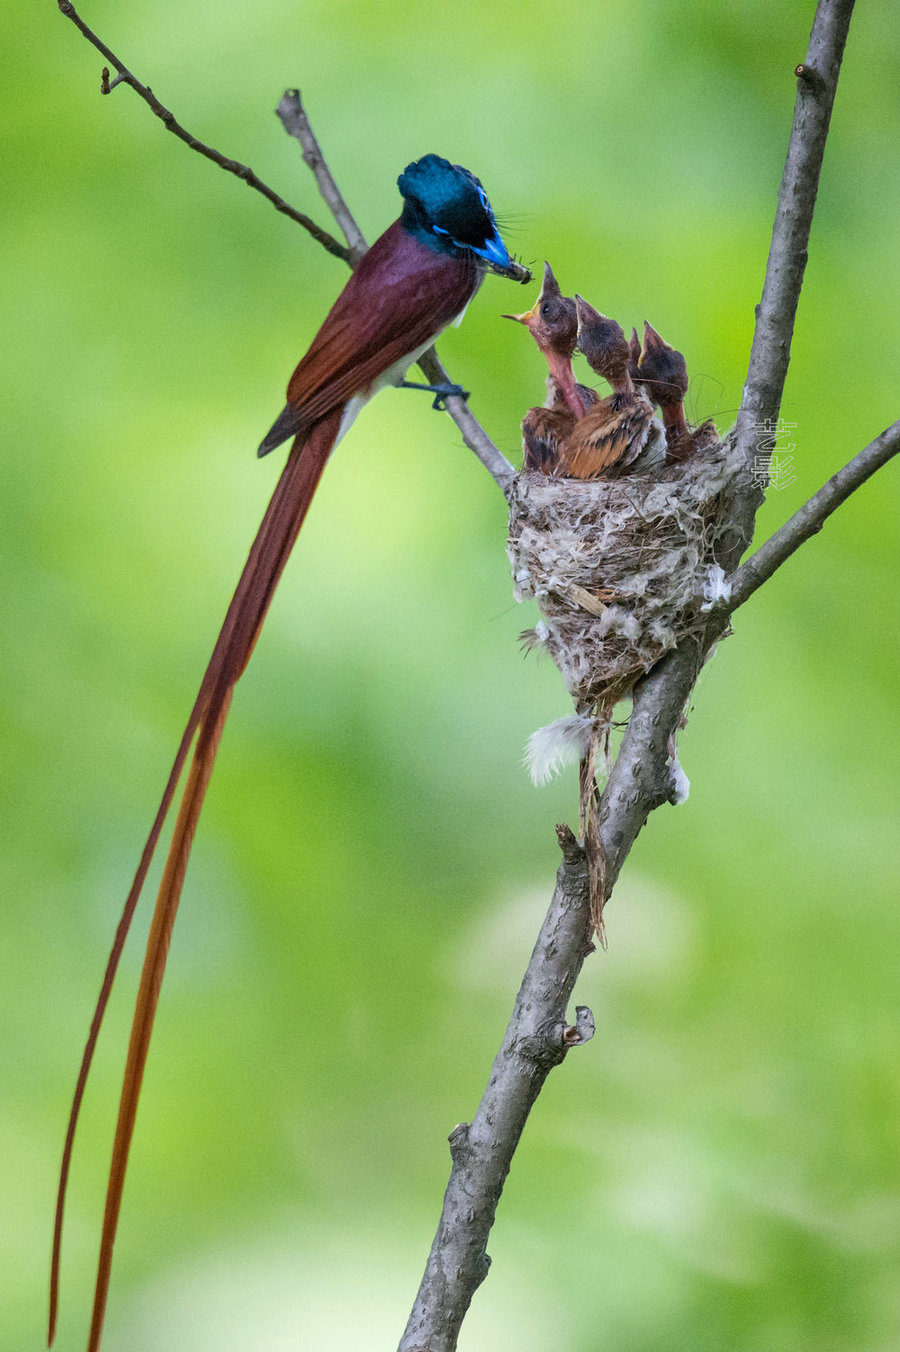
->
[728, 418, 900, 611]
[57, 3, 515, 496]
[417, 348, 517, 497]
[276, 90, 368, 264]
[398, 827, 595, 1352]
[56, 0, 350, 260]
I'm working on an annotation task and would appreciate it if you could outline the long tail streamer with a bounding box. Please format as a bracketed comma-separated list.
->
[50, 409, 343, 1350]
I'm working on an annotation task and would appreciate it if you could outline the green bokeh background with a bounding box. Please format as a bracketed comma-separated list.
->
[4, 2, 900, 1349]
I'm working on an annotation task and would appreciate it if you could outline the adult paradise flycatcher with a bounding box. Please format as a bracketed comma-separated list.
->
[50, 152, 528, 1352]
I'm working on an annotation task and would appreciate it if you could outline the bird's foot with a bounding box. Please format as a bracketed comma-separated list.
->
[398, 380, 470, 410]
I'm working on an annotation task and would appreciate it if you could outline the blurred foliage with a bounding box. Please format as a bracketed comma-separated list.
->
[3, 1, 900, 1349]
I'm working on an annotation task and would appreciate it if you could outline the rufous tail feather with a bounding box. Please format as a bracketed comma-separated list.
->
[50, 408, 342, 1349]
[87, 689, 231, 1352]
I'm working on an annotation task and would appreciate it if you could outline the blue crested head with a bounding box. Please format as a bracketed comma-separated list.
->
[398, 154, 523, 279]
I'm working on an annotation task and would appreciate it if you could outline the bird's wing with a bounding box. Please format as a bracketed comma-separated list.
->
[260, 224, 478, 452]
[522, 406, 574, 472]
[560, 400, 654, 480]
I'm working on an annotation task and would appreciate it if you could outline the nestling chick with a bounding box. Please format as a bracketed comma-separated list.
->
[559, 298, 665, 479]
[636, 321, 688, 424]
[504, 262, 593, 418]
[506, 263, 597, 472]
[576, 298, 641, 409]
[637, 322, 717, 463]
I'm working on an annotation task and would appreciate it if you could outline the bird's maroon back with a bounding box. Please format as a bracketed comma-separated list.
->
[287, 221, 479, 424]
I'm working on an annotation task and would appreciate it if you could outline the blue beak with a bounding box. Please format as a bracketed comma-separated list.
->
[474, 228, 527, 280]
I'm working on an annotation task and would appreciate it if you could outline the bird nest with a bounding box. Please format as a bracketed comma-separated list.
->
[508, 437, 741, 715]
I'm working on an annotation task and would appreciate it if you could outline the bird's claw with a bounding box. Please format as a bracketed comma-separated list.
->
[431, 383, 470, 410]
[398, 378, 470, 410]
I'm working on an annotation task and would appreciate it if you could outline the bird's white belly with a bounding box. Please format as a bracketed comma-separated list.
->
[334, 315, 468, 448]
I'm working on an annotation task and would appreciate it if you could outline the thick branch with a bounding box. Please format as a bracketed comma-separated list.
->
[399, 640, 716, 1352]
[728, 418, 900, 611]
[398, 827, 594, 1352]
[738, 1, 854, 438]
[56, 1, 350, 259]
[731, 0, 856, 550]
[596, 0, 859, 866]
[592, 0, 862, 934]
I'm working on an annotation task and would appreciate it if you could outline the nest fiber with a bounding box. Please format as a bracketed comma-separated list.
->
[508, 440, 740, 712]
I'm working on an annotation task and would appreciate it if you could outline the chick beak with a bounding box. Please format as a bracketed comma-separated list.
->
[640, 320, 671, 362]
[575, 294, 605, 320]
[540, 261, 561, 300]
[502, 300, 540, 327]
[574, 294, 605, 338]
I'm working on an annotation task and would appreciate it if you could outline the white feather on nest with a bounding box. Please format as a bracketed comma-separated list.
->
[524, 714, 597, 786]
